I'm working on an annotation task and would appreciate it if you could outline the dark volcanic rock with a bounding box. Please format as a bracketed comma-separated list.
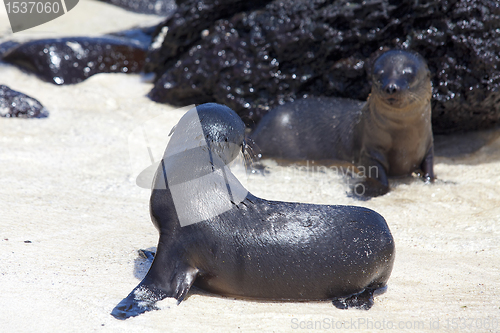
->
[0, 41, 19, 55]
[147, 0, 500, 133]
[144, 0, 273, 77]
[109, 26, 157, 49]
[100, 0, 177, 16]
[0, 85, 48, 118]
[1, 36, 148, 85]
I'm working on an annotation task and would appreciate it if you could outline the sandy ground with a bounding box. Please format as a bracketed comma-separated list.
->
[1, 1, 499, 332]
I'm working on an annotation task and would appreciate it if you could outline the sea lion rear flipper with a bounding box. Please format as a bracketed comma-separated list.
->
[332, 289, 375, 310]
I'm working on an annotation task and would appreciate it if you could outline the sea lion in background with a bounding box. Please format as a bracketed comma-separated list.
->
[250, 50, 435, 197]
[111, 103, 395, 319]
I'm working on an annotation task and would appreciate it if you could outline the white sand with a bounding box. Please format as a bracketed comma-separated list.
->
[1, 1, 499, 332]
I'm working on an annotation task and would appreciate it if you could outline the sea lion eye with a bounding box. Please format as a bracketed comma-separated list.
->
[374, 71, 384, 84]
[401, 67, 414, 76]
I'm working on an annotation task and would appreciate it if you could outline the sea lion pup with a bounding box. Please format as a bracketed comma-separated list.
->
[250, 50, 435, 197]
[111, 103, 395, 319]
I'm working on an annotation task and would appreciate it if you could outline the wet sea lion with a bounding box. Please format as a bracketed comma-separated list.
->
[250, 50, 435, 197]
[111, 103, 395, 319]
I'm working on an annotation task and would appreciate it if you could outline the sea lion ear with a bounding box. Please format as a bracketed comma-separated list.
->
[168, 125, 177, 136]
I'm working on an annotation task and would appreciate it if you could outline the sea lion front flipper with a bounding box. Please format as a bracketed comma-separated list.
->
[111, 282, 168, 319]
[111, 241, 199, 320]
[111, 265, 198, 319]
[420, 145, 435, 183]
[352, 150, 389, 198]
[354, 177, 389, 198]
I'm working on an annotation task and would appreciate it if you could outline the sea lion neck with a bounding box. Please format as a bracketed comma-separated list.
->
[366, 93, 431, 128]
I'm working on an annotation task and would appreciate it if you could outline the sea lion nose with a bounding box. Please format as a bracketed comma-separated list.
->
[385, 83, 399, 94]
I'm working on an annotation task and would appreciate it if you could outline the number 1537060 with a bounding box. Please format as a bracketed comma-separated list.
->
[5, 1, 60, 14]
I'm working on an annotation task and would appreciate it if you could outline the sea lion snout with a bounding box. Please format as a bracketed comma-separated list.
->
[382, 80, 405, 104]
[382, 74, 411, 95]
[385, 82, 399, 95]
[379, 78, 406, 106]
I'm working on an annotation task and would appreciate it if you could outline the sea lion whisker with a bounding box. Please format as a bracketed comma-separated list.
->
[241, 140, 262, 171]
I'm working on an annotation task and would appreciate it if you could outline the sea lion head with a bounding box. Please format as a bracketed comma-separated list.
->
[154, 103, 248, 227]
[370, 50, 431, 111]
[167, 103, 246, 166]
[197, 103, 246, 164]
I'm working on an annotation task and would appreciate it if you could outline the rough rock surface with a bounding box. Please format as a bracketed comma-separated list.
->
[100, 0, 177, 16]
[147, 0, 500, 133]
[1, 36, 148, 85]
[0, 85, 48, 118]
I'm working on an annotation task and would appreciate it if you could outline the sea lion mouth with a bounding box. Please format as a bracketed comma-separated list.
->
[381, 95, 410, 110]
[386, 97, 399, 105]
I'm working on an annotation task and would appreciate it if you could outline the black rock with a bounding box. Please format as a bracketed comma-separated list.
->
[100, 0, 177, 16]
[0, 41, 19, 56]
[144, 0, 273, 76]
[0, 85, 48, 118]
[1, 36, 148, 85]
[108, 26, 158, 50]
[146, 0, 500, 133]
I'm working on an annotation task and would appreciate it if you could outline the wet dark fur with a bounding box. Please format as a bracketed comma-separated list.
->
[111, 103, 395, 319]
[250, 50, 435, 197]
